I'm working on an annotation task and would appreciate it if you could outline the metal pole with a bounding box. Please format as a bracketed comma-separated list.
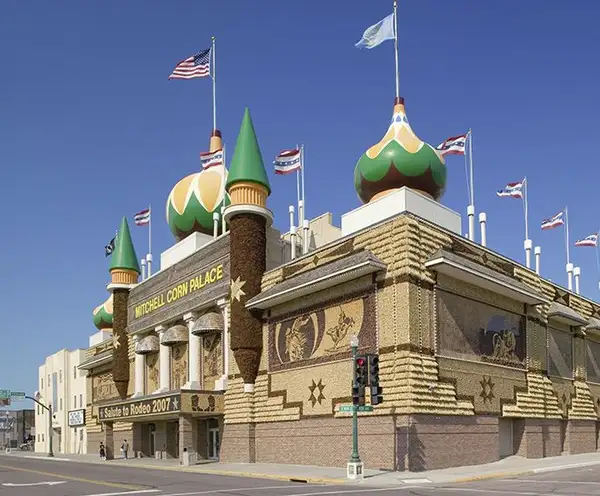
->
[350, 342, 360, 464]
[26, 396, 53, 457]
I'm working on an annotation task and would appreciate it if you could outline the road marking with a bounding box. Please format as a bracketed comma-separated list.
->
[0, 464, 145, 490]
[23, 455, 72, 462]
[501, 478, 600, 485]
[416, 488, 573, 496]
[3, 481, 66, 487]
[163, 485, 325, 496]
[81, 490, 160, 496]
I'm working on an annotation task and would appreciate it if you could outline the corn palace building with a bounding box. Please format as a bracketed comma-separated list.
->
[81, 99, 600, 472]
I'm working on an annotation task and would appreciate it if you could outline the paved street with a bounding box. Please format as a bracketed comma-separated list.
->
[3, 456, 600, 495]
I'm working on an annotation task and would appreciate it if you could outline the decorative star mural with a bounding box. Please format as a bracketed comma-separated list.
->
[113, 333, 121, 349]
[230, 276, 247, 302]
[308, 379, 326, 407]
[479, 375, 495, 404]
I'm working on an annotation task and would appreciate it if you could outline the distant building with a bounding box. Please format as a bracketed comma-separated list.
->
[0, 409, 34, 448]
[36, 349, 87, 454]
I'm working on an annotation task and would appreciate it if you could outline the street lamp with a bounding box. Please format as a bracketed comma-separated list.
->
[28, 392, 53, 457]
[347, 334, 363, 480]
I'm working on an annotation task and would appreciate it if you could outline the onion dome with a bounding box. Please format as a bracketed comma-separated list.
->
[92, 294, 113, 330]
[167, 130, 231, 241]
[110, 217, 141, 275]
[354, 97, 447, 204]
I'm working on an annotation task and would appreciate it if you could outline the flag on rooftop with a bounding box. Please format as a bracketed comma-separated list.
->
[575, 234, 598, 247]
[497, 181, 524, 199]
[200, 149, 224, 169]
[436, 134, 468, 156]
[355, 12, 395, 49]
[169, 47, 211, 80]
[105, 237, 115, 257]
[541, 211, 564, 230]
[274, 149, 302, 175]
[134, 208, 151, 226]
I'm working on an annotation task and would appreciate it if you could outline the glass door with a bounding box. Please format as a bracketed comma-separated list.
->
[208, 427, 220, 460]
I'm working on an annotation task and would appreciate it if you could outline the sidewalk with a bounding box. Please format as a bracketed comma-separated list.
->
[4, 449, 600, 487]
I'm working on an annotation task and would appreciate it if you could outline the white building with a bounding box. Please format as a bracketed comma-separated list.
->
[35, 348, 87, 454]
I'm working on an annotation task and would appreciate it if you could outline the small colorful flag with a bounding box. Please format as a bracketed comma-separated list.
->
[355, 12, 395, 49]
[169, 47, 211, 80]
[541, 211, 564, 230]
[436, 134, 468, 156]
[575, 234, 598, 247]
[497, 181, 524, 198]
[274, 149, 302, 175]
[200, 149, 224, 169]
[105, 237, 115, 257]
[134, 208, 151, 226]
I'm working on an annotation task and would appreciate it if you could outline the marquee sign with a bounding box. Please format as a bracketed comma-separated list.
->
[132, 263, 224, 320]
[68, 409, 86, 427]
[98, 393, 180, 421]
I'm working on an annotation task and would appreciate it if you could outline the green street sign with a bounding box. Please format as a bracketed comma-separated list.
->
[0, 390, 10, 400]
[10, 392, 25, 401]
[339, 404, 374, 413]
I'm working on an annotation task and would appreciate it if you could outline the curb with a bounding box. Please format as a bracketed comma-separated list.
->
[451, 470, 535, 484]
[1, 454, 345, 485]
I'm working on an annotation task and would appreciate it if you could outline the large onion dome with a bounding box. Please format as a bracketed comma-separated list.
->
[354, 97, 447, 204]
[92, 294, 113, 330]
[166, 131, 231, 241]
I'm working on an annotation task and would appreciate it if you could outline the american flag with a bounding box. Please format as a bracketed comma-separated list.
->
[274, 149, 301, 175]
[436, 133, 468, 156]
[200, 149, 224, 169]
[575, 234, 598, 247]
[169, 48, 211, 80]
[541, 211, 564, 230]
[134, 208, 151, 226]
[497, 181, 524, 199]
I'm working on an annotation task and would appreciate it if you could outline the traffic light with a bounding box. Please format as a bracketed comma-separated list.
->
[368, 354, 383, 405]
[352, 355, 368, 406]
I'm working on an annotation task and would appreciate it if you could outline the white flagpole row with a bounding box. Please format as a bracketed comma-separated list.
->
[301, 144, 308, 254]
[146, 204, 153, 278]
[467, 129, 475, 241]
[523, 177, 532, 268]
[564, 205, 573, 291]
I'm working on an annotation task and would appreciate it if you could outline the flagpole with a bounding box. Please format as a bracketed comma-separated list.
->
[147, 204, 153, 278]
[523, 177, 532, 269]
[565, 206, 573, 291]
[295, 143, 303, 250]
[301, 144, 308, 254]
[596, 228, 600, 291]
[211, 36, 217, 131]
[393, 0, 400, 99]
[467, 129, 475, 241]
[222, 145, 227, 235]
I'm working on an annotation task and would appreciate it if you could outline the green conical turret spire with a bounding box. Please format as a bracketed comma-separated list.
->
[226, 108, 271, 194]
[110, 217, 141, 274]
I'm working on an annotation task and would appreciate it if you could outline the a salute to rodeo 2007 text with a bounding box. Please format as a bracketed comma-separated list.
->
[134, 263, 224, 319]
[100, 397, 176, 420]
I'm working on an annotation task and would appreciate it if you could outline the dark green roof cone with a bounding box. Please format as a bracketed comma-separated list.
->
[226, 108, 271, 195]
[110, 217, 141, 274]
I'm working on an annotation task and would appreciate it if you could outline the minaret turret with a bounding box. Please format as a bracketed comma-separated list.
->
[223, 108, 272, 393]
[108, 216, 140, 399]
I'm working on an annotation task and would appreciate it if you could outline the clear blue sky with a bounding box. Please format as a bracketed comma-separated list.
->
[1, 0, 599, 401]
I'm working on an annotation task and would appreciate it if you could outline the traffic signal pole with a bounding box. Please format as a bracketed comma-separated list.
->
[26, 396, 53, 457]
[347, 335, 364, 479]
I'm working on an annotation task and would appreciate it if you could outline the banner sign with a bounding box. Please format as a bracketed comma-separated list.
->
[98, 393, 180, 421]
[68, 409, 86, 427]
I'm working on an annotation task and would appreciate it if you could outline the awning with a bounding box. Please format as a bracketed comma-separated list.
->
[161, 325, 189, 346]
[425, 249, 547, 305]
[548, 301, 588, 327]
[78, 350, 112, 370]
[192, 311, 223, 335]
[246, 250, 386, 310]
[135, 334, 160, 355]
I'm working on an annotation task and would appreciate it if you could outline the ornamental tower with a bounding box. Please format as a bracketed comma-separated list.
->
[353, 97, 447, 203]
[223, 108, 272, 392]
[108, 216, 140, 399]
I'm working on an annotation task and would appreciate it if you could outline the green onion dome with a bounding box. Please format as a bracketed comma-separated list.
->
[92, 294, 113, 330]
[354, 98, 447, 204]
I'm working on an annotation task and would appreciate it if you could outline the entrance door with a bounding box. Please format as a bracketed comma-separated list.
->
[499, 418, 514, 458]
[208, 427, 220, 460]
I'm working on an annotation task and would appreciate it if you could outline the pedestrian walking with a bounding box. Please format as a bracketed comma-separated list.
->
[99, 442, 106, 461]
[121, 439, 129, 459]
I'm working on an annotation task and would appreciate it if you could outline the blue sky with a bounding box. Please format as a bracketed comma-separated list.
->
[1, 0, 599, 402]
